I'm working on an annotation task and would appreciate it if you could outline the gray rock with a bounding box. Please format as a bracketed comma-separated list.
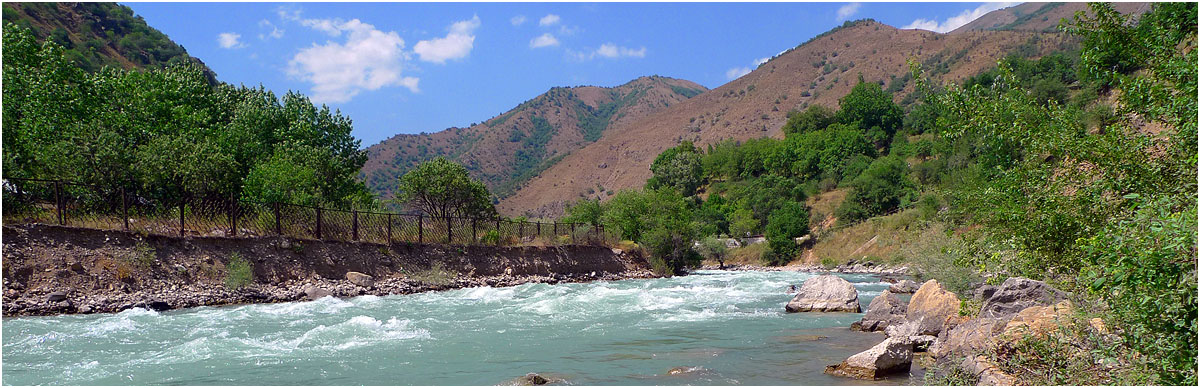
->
[930, 316, 1007, 359]
[911, 335, 937, 352]
[974, 285, 998, 301]
[46, 291, 68, 302]
[785, 275, 861, 313]
[852, 290, 907, 331]
[888, 279, 918, 294]
[978, 277, 1066, 319]
[905, 280, 961, 335]
[346, 272, 375, 288]
[303, 285, 332, 300]
[518, 373, 549, 385]
[824, 336, 914, 380]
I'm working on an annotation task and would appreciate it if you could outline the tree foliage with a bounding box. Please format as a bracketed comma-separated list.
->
[765, 201, 809, 265]
[396, 157, 496, 219]
[649, 140, 704, 196]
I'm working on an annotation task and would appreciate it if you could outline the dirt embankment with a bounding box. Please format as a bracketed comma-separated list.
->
[2, 224, 652, 317]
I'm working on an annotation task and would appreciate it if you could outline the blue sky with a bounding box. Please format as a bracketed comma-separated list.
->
[126, 2, 1018, 147]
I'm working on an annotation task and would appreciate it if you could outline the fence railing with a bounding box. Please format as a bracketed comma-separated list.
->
[1, 177, 614, 247]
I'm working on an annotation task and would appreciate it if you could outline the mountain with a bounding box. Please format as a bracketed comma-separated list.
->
[499, 19, 1085, 218]
[950, 2, 1152, 34]
[360, 75, 708, 199]
[2, 2, 216, 82]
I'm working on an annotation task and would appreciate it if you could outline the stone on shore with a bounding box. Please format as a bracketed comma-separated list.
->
[905, 280, 960, 335]
[852, 289, 907, 331]
[346, 272, 375, 288]
[888, 279, 918, 294]
[824, 336, 913, 380]
[303, 285, 332, 300]
[46, 290, 69, 302]
[978, 277, 1066, 319]
[785, 274, 861, 313]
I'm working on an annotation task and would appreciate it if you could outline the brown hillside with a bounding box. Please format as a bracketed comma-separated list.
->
[501, 20, 1081, 218]
[360, 76, 707, 199]
[951, 2, 1152, 34]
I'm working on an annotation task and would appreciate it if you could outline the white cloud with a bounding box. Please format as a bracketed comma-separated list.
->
[413, 15, 481, 64]
[595, 43, 645, 58]
[217, 32, 246, 49]
[902, 2, 1018, 33]
[277, 6, 301, 21]
[511, 15, 527, 26]
[726, 67, 752, 80]
[530, 33, 560, 48]
[288, 18, 418, 103]
[301, 18, 344, 36]
[754, 57, 770, 66]
[539, 14, 560, 26]
[258, 20, 284, 40]
[836, 3, 862, 21]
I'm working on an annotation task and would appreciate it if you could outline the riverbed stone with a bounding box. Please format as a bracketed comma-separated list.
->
[46, 290, 68, 302]
[852, 290, 907, 331]
[888, 279, 918, 294]
[824, 336, 913, 380]
[303, 285, 332, 300]
[346, 272, 375, 288]
[978, 277, 1066, 319]
[785, 275, 861, 313]
[906, 280, 960, 335]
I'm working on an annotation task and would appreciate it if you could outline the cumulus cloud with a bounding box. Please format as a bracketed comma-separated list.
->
[754, 57, 770, 66]
[217, 32, 246, 49]
[288, 18, 418, 103]
[511, 15, 527, 26]
[530, 33, 560, 48]
[595, 43, 645, 58]
[726, 67, 752, 80]
[258, 20, 284, 40]
[539, 14, 560, 26]
[902, 2, 1018, 33]
[413, 15, 481, 64]
[836, 3, 862, 20]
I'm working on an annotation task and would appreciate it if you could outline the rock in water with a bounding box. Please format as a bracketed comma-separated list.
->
[303, 285, 332, 300]
[888, 279, 918, 294]
[978, 277, 1066, 319]
[852, 290, 907, 331]
[518, 373, 549, 385]
[905, 280, 960, 335]
[345, 272, 375, 288]
[785, 275, 861, 313]
[824, 337, 914, 380]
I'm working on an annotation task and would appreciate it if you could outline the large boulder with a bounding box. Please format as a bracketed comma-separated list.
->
[852, 290, 907, 331]
[888, 279, 918, 294]
[346, 272, 375, 288]
[785, 275, 861, 313]
[978, 277, 1067, 319]
[303, 285, 332, 300]
[930, 317, 1007, 359]
[905, 280, 961, 335]
[1000, 300, 1073, 341]
[824, 337, 913, 380]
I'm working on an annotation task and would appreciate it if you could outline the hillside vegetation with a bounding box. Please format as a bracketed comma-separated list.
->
[360, 76, 707, 202]
[2, 2, 216, 82]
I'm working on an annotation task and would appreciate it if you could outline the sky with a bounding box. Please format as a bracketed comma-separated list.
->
[125, 2, 1019, 147]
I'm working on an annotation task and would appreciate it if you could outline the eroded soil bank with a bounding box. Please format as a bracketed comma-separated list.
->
[2, 224, 651, 317]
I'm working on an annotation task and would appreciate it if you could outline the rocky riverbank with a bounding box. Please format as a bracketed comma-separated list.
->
[2, 224, 653, 317]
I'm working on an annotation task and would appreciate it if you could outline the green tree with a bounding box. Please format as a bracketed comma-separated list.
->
[728, 207, 760, 238]
[649, 140, 704, 196]
[836, 79, 904, 147]
[781, 104, 835, 135]
[395, 157, 496, 219]
[835, 156, 916, 224]
[765, 201, 810, 265]
[696, 236, 729, 268]
[563, 198, 604, 227]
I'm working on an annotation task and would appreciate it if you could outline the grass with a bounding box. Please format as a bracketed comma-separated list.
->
[405, 262, 456, 286]
[718, 243, 770, 266]
[809, 207, 928, 267]
[224, 252, 254, 290]
[128, 241, 156, 267]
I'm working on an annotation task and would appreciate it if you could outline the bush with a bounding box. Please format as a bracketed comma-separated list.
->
[835, 156, 917, 225]
[224, 252, 254, 290]
[479, 230, 500, 245]
[764, 202, 810, 265]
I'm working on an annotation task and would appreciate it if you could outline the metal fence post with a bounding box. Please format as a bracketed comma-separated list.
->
[387, 213, 393, 245]
[121, 187, 129, 231]
[229, 195, 237, 237]
[553, 222, 558, 237]
[274, 202, 282, 236]
[315, 207, 323, 240]
[179, 197, 185, 237]
[495, 216, 502, 246]
[352, 210, 359, 241]
[571, 223, 576, 245]
[54, 180, 63, 225]
[418, 215, 424, 243]
[472, 217, 478, 244]
[537, 222, 541, 239]
[519, 222, 525, 241]
[446, 216, 452, 244]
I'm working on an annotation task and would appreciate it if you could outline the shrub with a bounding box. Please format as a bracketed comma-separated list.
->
[764, 202, 810, 265]
[129, 241, 156, 267]
[696, 236, 729, 267]
[406, 262, 455, 286]
[479, 230, 500, 245]
[224, 252, 254, 290]
[835, 156, 917, 225]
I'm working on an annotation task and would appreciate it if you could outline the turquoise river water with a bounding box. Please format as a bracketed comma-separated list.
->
[2, 270, 915, 385]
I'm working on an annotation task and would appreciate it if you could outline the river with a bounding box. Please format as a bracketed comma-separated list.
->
[2, 270, 916, 385]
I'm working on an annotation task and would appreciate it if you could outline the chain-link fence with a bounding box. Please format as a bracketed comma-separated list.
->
[2, 178, 613, 247]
